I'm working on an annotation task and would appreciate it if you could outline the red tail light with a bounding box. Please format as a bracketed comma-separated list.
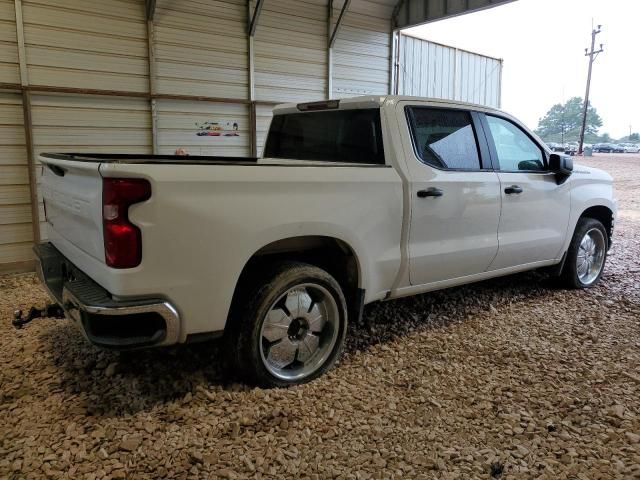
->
[102, 178, 151, 268]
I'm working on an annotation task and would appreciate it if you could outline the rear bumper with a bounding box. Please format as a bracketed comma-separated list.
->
[35, 242, 180, 349]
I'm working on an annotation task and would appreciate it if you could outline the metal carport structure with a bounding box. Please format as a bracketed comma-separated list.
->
[0, 0, 514, 272]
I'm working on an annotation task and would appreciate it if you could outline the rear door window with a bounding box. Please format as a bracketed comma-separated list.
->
[406, 107, 482, 170]
[264, 108, 385, 164]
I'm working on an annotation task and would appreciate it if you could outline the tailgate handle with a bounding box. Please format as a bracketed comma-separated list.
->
[47, 164, 66, 177]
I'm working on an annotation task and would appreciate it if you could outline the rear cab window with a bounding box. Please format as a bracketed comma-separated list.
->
[264, 108, 385, 165]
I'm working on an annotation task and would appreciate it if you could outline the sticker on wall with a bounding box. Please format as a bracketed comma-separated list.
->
[195, 121, 239, 137]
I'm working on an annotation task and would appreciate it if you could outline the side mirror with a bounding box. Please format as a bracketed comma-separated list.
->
[549, 153, 573, 183]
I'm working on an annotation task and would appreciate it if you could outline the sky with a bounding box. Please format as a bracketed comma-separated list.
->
[404, 0, 640, 139]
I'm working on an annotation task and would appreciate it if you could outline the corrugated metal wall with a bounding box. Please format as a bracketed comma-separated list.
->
[332, 0, 392, 98]
[0, 0, 33, 268]
[456, 48, 502, 108]
[0, 92, 35, 267]
[154, 0, 250, 156]
[255, 0, 327, 103]
[22, 0, 149, 92]
[154, 0, 247, 98]
[0, 0, 20, 84]
[157, 100, 248, 156]
[253, 0, 395, 155]
[31, 95, 152, 154]
[398, 33, 502, 108]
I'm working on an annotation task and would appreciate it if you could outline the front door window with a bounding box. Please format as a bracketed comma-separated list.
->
[486, 115, 545, 172]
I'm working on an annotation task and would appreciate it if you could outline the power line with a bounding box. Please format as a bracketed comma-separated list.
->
[578, 24, 604, 154]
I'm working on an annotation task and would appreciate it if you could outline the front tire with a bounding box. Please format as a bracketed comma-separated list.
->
[228, 262, 348, 387]
[559, 217, 608, 288]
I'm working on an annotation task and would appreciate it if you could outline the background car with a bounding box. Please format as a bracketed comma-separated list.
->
[546, 142, 565, 152]
[564, 142, 578, 155]
[622, 144, 640, 153]
[593, 143, 616, 153]
[612, 144, 625, 153]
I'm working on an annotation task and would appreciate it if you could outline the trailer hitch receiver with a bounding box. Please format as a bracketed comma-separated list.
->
[13, 303, 66, 329]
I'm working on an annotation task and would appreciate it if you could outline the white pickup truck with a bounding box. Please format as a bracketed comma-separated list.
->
[35, 96, 616, 387]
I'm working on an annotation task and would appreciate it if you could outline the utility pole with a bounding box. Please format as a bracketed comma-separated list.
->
[578, 25, 603, 154]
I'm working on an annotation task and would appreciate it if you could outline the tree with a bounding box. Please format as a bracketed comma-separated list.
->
[535, 97, 603, 143]
[629, 133, 640, 142]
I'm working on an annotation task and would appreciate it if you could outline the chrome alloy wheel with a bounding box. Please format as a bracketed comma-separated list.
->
[259, 283, 340, 381]
[576, 227, 606, 285]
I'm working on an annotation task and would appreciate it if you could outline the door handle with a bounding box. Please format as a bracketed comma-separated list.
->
[417, 187, 443, 198]
[504, 185, 523, 195]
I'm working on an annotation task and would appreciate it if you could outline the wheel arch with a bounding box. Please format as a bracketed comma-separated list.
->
[227, 235, 364, 328]
[579, 205, 614, 247]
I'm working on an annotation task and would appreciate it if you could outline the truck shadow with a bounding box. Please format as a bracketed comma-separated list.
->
[347, 271, 554, 354]
[38, 271, 558, 418]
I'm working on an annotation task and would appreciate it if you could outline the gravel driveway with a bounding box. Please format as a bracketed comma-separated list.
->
[1, 154, 639, 479]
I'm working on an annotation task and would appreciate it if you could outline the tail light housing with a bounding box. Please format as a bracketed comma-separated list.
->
[102, 178, 151, 268]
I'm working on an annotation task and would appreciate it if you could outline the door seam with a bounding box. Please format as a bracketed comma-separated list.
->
[486, 171, 503, 271]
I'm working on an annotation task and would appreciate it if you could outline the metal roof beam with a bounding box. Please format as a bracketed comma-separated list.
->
[394, 0, 517, 29]
[248, 0, 264, 37]
[329, 0, 351, 48]
[145, 0, 156, 21]
[392, 0, 405, 27]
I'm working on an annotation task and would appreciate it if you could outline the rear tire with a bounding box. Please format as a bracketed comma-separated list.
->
[227, 261, 348, 387]
[559, 217, 608, 289]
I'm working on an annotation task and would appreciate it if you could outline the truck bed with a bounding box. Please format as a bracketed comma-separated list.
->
[38, 151, 404, 341]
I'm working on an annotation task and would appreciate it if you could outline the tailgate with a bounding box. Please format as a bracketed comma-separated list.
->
[39, 155, 104, 262]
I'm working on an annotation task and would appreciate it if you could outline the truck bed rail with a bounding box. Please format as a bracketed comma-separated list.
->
[40, 153, 259, 165]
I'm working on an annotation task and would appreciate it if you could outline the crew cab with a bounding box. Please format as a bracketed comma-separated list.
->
[35, 96, 616, 387]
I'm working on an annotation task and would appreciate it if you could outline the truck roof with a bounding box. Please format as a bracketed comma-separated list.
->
[272, 95, 504, 115]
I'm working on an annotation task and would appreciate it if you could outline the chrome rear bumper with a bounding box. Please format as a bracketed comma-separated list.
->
[35, 242, 180, 349]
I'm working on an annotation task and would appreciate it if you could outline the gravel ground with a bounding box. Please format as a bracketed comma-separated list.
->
[1, 154, 639, 479]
